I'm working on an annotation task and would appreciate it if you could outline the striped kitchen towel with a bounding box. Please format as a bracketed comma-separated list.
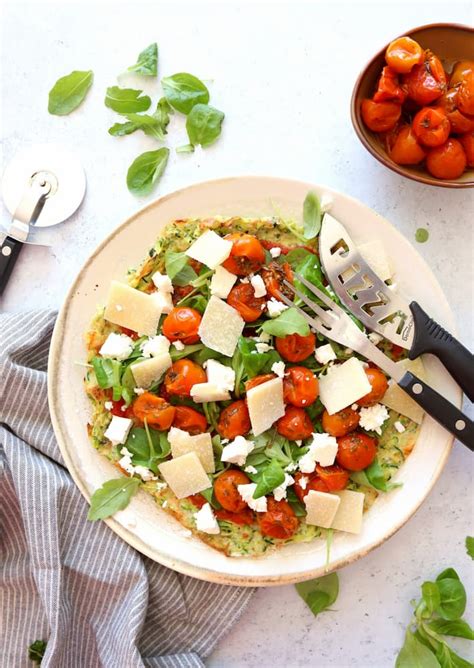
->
[0, 311, 254, 668]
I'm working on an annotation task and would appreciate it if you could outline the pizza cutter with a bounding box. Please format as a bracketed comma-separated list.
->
[0, 144, 86, 295]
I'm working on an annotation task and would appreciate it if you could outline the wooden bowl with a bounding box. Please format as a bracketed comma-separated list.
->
[351, 23, 474, 188]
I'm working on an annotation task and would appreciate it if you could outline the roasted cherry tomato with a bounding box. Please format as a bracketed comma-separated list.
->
[426, 138, 467, 179]
[276, 406, 313, 440]
[336, 432, 377, 471]
[119, 326, 140, 341]
[227, 283, 266, 322]
[450, 60, 474, 87]
[261, 261, 294, 301]
[164, 359, 207, 397]
[459, 132, 474, 167]
[412, 107, 450, 147]
[293, 471, 328, 502]
[172, 405, 207, 434]
[162, 307, 202, 344]
[172, 284, 194, 305]
[283, 367, 319, 407]
[260, 239, 290, 255]
[388, 125, 426, 165]
[438, 89, 474, 134]
[214, 469, 250, 512]
[217, 400, 251, 440]
[316, 464, 350, 491]
[385, 36, 423, 74]
[257, 498, 299, 539]
[188, 494, 207, 509]
[404, 50, 446, 105]
[357, 367, 389, 407]
[215, 507, 255, 526]
[222, 233, 266, 276]
[456, 71, 474, 116]
[245, 373, 276, 392]
[132, 392, 176, 429]
[373, 66, 406, 103]
[361, 99, 401, 132]
[275, 332, 316, 362]
[322, 407, 360, 437]
[110, 398, 135, 419]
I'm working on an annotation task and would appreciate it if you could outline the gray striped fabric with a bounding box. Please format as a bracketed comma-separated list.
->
[0, 311, 254, 668]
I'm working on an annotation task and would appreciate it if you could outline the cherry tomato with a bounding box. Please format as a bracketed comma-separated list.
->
[404, 50, 446, 105]
[283, 367, 319, 407]
[275, 332, 316, 362]
[450, 60, 474, 88]
[412, 107, 450, 147]
[227, 283, 266, 322]
[172, 284, 194, 305]
[257, 498, 299, 539]
[215, 508, 255, 526]
[260, 239, 290, 255]
[316, 464, 350, 491]
[456, 71, 474, 116]
[217, 400, 251, 440]
[388, 125, 426, 165]
[426, 138, 467, 179]
[293, 471, 328, 502]
[162, 307, 201, 344]
[373, 66, 406, 103]
[357, 367, 389, 407]
[119, 326, 140, 341]
[261, 261, 294, 301]
[459, 132, 474, 167]
[276, 406, 313, 440]
[336, 432, 377, 471]
[172, 405, 207, 434]
[132, 392, 176, 430]
[214, 469, 250, 512]
[110, 398, 135, 419]
[438, 89, 474, 134]
[222, 233, 266, 276]
[164, 359, 207, 397]
[361, 99, 401, 132]
[188, 494, 207, 509]
[385, 36, 423, 74]
[322, 407, 360, 437]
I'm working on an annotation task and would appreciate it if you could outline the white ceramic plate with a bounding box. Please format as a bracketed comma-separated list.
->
[48, 176, 460, 586]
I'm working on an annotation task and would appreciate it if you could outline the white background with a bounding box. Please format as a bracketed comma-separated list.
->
[1, 1, 473, 666]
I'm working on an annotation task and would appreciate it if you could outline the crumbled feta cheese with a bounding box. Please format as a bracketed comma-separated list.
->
[133, 465, 156, 481]
[162, 500, 168, 508]
[320, 193, 333, 213]
[118, 446, 156, 481]
[172, 340, 185, 351]
[104, 401, 113, 411]
[221, 436, 255, 466]
[271, 361, 286, 378]
[151, 290, 174, 314]
[345, 348, 354, 355]
[151, 272, 174, 293]
[255, 331, 272, 344]
[269, 246, 282, 258]
[351, 404, 359, 411]
[210, 265, 237, 299]
[255, 342, 274, 353]
[267, 298, 289, 318]
[299, 475, 309, 490]
[394, 420, 406, 433]
[250, 274, 267, 298]
[104, 416, 133, 446]
[285, 462, 298, 472]
[273, 473, 295, 501]
[299, 432, 338, 472]
[295, 440, 302, 446]
[368, 332, 383, 345]
[141, 335, 171, 358]
[204, 358, 236, 392]
[237, 483, 268, 512]
[134, 387, 146, 395]
[99, 333, 134, 361]
[244, 465, 258, 474]
[240, 276, 250, 284]
[194, 502, 220, 534]
[155, 482, 168, 492]
[315, 343, 337, 365]
[359, 403, 389, 435]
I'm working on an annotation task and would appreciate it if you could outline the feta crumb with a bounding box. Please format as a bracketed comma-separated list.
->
[237, 483, 268, 512]
[151, 290, 174, 314]
[172, 340, 185, 351]
[104, 401, 113, 411]
[133, 465, 157, 481]
[244, 465, 258, 474]
[204, 358, 236, 392]
[240, 276, 250, 284]
[295, 440, 302, 446]
[267, 298, 289, 318]
[299, 475, 309, 490]
[104, 416, 133, 446]
[155, 482, 168, 492]
[134, 387, 146, 395]
[151, 272, 174, 293]
[368, 332, 383, 345]
[141, 335, 170, 358]
[256, 331, 272, 344]
[315, 343, 337, 365]
[221, 436, 255, 466]
[250, 274, 267, 298]
[285, 462, 298, 472]
[359, 403, 389, 435]
[269, 246, 282, 258]
[162, 500, 168, 508]
[273, 473, 295, 501]
[99, 333, 134, 361]
[299, 432, 339, 472]
[118, 446, 156, 481]
[271, 361, 286, 378]
[394, 420, 406, 433]
[194, 503, 220, 534]
[255, 342, 274, 353]
[345, 348, 354, 355]
[351, 404, 359, 411]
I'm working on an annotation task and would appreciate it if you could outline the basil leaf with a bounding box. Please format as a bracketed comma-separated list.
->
[105, 86, 151, 113]
[303, 191, 321, 240]
[466, 536, 474, 560]
[127, 42, 158, 76]
[437, 569, 460, 582]
[186, 104, 225, 147]
[395, 630, 440, 668]
[352, 458, 401, 493]
[87, 477, 140, 520]
[126, 148, 169, 196]
[436, 578, 467, 620]
[428, 619, 474, 641]
[165, 250, 198, 285]
[253, 459, 285, 498]
[28, 639, 47, 664]
[92, 357, 122, 389]
[261, 307, 310, 337]
[161, 73, 209, 114]
[48, 70, 93, 115]
[295, 573, 339, 617]
[422, 582, 441, 617]
[237, 337, 282, 378]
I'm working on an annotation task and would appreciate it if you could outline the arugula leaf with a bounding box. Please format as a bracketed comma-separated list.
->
[109, 113, 165, 140]
[165, 250, 198, 285]
[437, 569, 460, 582]
[87, 477, 141, 520]
[127, 42, 158, 76]
[28, 639, 47, 664]
[126, 148, 169, 196]
[200, 485, 222, 510]
[422, 582, 441, 617]
[92, 357, 122, 390]
[48, 70, 93, 115]
[351, 458, 401, 493]
[466, 536, 474, 560]
[303, 191, 321, 240]
[286, 487, 306, 517]
[153, 97, 173, 133]
[186, 104, 225, 147]
[253, 459, 285, 498]
[237, 337, 282, 378]
[436, 578, 467, 620]
[428, 619, 474, 641]
[179, 294, 208, 314]
[124, 426, 169, 471]
[295, 572, 339, 617]
[396, 630, 440, 668]
[161, 73, 209, 114]
[105, 86, 151, 113]
[177, 144, 195, 154]
[261, 307, 310, 337]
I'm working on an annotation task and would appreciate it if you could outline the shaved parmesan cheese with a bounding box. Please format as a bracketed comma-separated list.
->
[131, 353, 172, 389]
[151, 290, 174, 315]
[331, 490, 365, 534]
[185, 230, 232, 269]
[210, 265, 237, 299]
[381, 357, 426, 424]
[247, 377, 285, 436]
[158, 452, 210, 499]
[358, 240, 393, 282]
[319, 358, 372, 415]
[168, 427, 215, 473]
[198, 296, 245, 357]
[104, 281, 161, 336]
[304, 490, 341, 528]
[190, 382, 231, 402]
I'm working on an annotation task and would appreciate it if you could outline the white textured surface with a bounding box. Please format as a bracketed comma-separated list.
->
[1, 1, 473, 667]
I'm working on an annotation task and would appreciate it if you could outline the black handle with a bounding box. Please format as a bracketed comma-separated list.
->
[0, 236, 23, 296]
[409, 301, 474, 403]
[399, 371, 474, 450]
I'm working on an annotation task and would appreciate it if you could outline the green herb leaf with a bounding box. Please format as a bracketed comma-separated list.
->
[92, 357, 122, 389]
[261, 307, 310, 337]
[126, 148, 169, 196]
[395, 630, 440, 668]
[436, 578, 467, 620]
[303, 191, 321, 240]
[422, 582, 441, 617]
[127, 42, 158, 76]
[28, 639, 47, 664]
[416, 228, 429, 243]
[109, 113, 165, 140]
[186, 104, 225, 147]
[295, 572, 339, 617]
[253, 459, 285, 498]
[200, 485, 222, 510]
[286, 487, 306, 517]
[437, 569, 460, 582]
[165, 250, 198, 285]
[237, 337, 282, 379]
[177, 144, 195, 153]
[161, 73, 209, 114]
[48, 70, 93, 115]
[105, 86, 151, 113]
[153, 97, 173, 133]
[87, 477, 141, 520]
[351, 458, 401, 493]
[466, 536, 474, 560]
[428, 619, 474, 641]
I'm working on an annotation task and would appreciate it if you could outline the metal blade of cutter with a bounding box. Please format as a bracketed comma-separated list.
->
[319, 214, 414, 349]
